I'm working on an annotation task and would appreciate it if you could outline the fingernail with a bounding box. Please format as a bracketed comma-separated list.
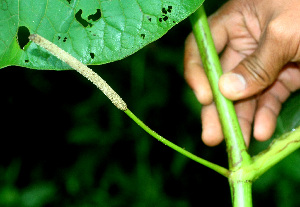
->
[220, 73, 246, 94]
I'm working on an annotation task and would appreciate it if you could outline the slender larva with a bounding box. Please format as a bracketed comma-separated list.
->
[29, 34, 127, 111]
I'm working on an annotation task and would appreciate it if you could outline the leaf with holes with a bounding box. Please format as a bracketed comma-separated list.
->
[0, 0, 204, 70]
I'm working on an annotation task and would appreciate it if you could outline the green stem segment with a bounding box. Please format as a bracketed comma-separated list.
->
[124, 109, 230, 177]
[189, 6, 251, 170]
[190, 5, 253, 207]
[230, 178, 253, 207]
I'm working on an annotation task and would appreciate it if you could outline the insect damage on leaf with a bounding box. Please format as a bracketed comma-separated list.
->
[1, 0, 205, 69]
[17, 26, 30, 49]
[88, 9, 101, 21]
[75, 9, 92, 27]
[159, 6, 173, 23]
[75, 8, 102, 28]
[90, 52, 95, 59]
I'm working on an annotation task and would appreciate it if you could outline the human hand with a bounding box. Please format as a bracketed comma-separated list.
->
[184, 0, 300, 146]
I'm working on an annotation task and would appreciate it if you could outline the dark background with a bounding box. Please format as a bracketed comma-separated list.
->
[1, 1, 300, 206]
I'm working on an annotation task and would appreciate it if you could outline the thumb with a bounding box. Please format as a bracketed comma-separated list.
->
[218, 33, 290, 100]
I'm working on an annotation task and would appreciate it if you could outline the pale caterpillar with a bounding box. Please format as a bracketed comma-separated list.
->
[29, 34, 127, 111]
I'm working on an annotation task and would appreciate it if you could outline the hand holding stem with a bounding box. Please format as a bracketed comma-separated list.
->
[185, 0, 300, 147]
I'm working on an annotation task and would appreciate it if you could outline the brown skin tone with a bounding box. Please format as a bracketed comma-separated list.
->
[184, 0, 300, 147]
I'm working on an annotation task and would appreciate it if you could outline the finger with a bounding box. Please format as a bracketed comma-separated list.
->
[219, 46, 246, 73]
[219, 40, 256, 146]
[206, 16, 228, 54]
[234, 98, 256, 146]
[253, 81, 289, 141]
[184, 5, 230, 105]
[184, 34, 213, 105]
[201, 103, 223, 146]
[277, 63, 300, 93]
[253, 63, 300, 141]
[219, 18, 300, 101]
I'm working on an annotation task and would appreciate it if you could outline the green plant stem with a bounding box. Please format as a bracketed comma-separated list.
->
[124, 109, 230, 177]
[229, 178, 253, 207]
[190, 5, 253, 207]
[189, 6, 251, 170]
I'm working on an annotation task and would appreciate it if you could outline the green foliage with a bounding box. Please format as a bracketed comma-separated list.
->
[0, 0, 203, 70]
[275, 91, 300, 136]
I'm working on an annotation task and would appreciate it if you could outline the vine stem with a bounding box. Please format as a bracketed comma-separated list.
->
[29, 33, 229, 178]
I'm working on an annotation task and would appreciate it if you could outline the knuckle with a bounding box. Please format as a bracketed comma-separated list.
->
[241, 55, 273, 87]
[266, 16, 300, 61]
[266, 19, 287, 41]
[266, 17, 299, 46]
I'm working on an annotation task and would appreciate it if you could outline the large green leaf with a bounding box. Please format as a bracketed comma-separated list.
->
[0, 0, 203, 70]
[274, 90, 300, 137]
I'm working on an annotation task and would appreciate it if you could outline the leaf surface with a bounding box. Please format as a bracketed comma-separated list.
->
[0, 0, 203, 70]
[274, 91, 300, 137]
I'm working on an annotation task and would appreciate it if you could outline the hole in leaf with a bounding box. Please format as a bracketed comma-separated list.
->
[146, 16, 152, 22]
[90, 53, 95, 59]
[25, 59, 29, 63]
[88, 9, 101, 21]
[58, 36, 61, 40]
[140, 34, 145, 39]
[162, 8, 167, 14]
[63, 37, 67, 42]
[159, 18, 162, 22]
[17, 26, 30, 49]
[66, 0, 71, 4]
[167, 6, 172, 13]
[75, 9, 92, 27]
[163, 16, 168, 21]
